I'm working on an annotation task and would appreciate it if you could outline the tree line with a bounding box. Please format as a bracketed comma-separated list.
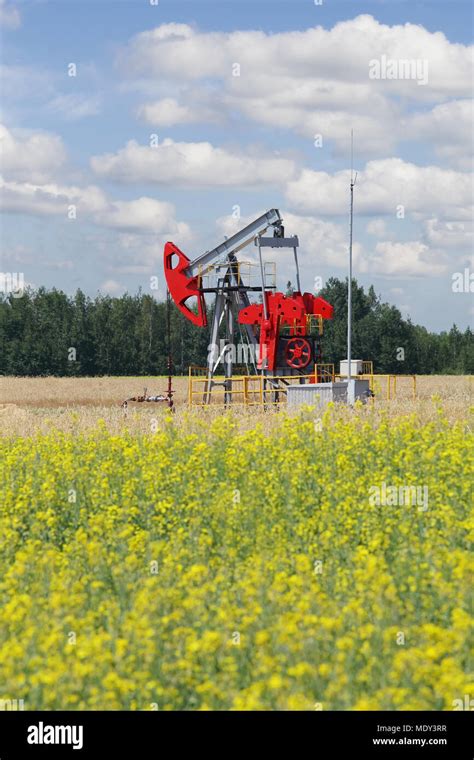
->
[316, 279, 473, 375]
[0, 280, 472, 376]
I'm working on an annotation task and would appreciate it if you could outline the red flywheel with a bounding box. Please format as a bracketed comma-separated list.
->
[285, 337, 312, 369]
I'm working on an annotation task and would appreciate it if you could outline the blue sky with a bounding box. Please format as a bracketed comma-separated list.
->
[0, 0, 473, 331]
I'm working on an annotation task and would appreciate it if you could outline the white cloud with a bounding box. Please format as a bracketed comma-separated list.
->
[235, 97, 399, 155]
[404, 100, 473, 169]
[106, 230, 193, 277]
[120, 16, 473, 160]
[367, 219, 387, 237]
[94, 197, 191, 238]
[0, 173, 190, 243]
[0, 65, 56, 105]
[137, 98, 194, 126]
[0, 0, 20, 29]
[0, 244, 73, 271]
[121, 17, 472, 98]
[285, 158, 473, 220]
[47, 93, 101, 121]
[100, 279, 125, 296]
[282, 211, 357, 270]
[91, 138, 295, 187]
[285, 159, 472, 276]
[0, 175, 107, 216]
[370, 240, 447, 276]
[422, 218, 473, 250]
[215, 209, 357, 272]
[136, 97, 218, 127]
[0, 123, 67, 183]
[215, 209, 455, 278]
[112, 234, 164, 274]
[0, 129, 188, 237]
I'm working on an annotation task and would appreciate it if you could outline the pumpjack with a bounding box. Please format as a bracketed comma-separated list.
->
[164, 209, 334, 403]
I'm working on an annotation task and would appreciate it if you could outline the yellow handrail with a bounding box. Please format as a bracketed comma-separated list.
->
[188, 369, 417, 405]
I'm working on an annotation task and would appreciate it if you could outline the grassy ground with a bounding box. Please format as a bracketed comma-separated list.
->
[0, 375, 471, 436]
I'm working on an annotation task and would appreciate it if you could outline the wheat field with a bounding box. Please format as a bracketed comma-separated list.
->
[0, 375, 471, 437]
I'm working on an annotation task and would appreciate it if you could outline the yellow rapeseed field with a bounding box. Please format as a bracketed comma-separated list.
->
[0, 402, 472, 710]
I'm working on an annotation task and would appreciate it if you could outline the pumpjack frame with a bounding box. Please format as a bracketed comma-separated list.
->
[164, 209, 334, 404]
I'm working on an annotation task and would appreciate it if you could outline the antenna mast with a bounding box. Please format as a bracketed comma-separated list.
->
[347, 130, 357, 381]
